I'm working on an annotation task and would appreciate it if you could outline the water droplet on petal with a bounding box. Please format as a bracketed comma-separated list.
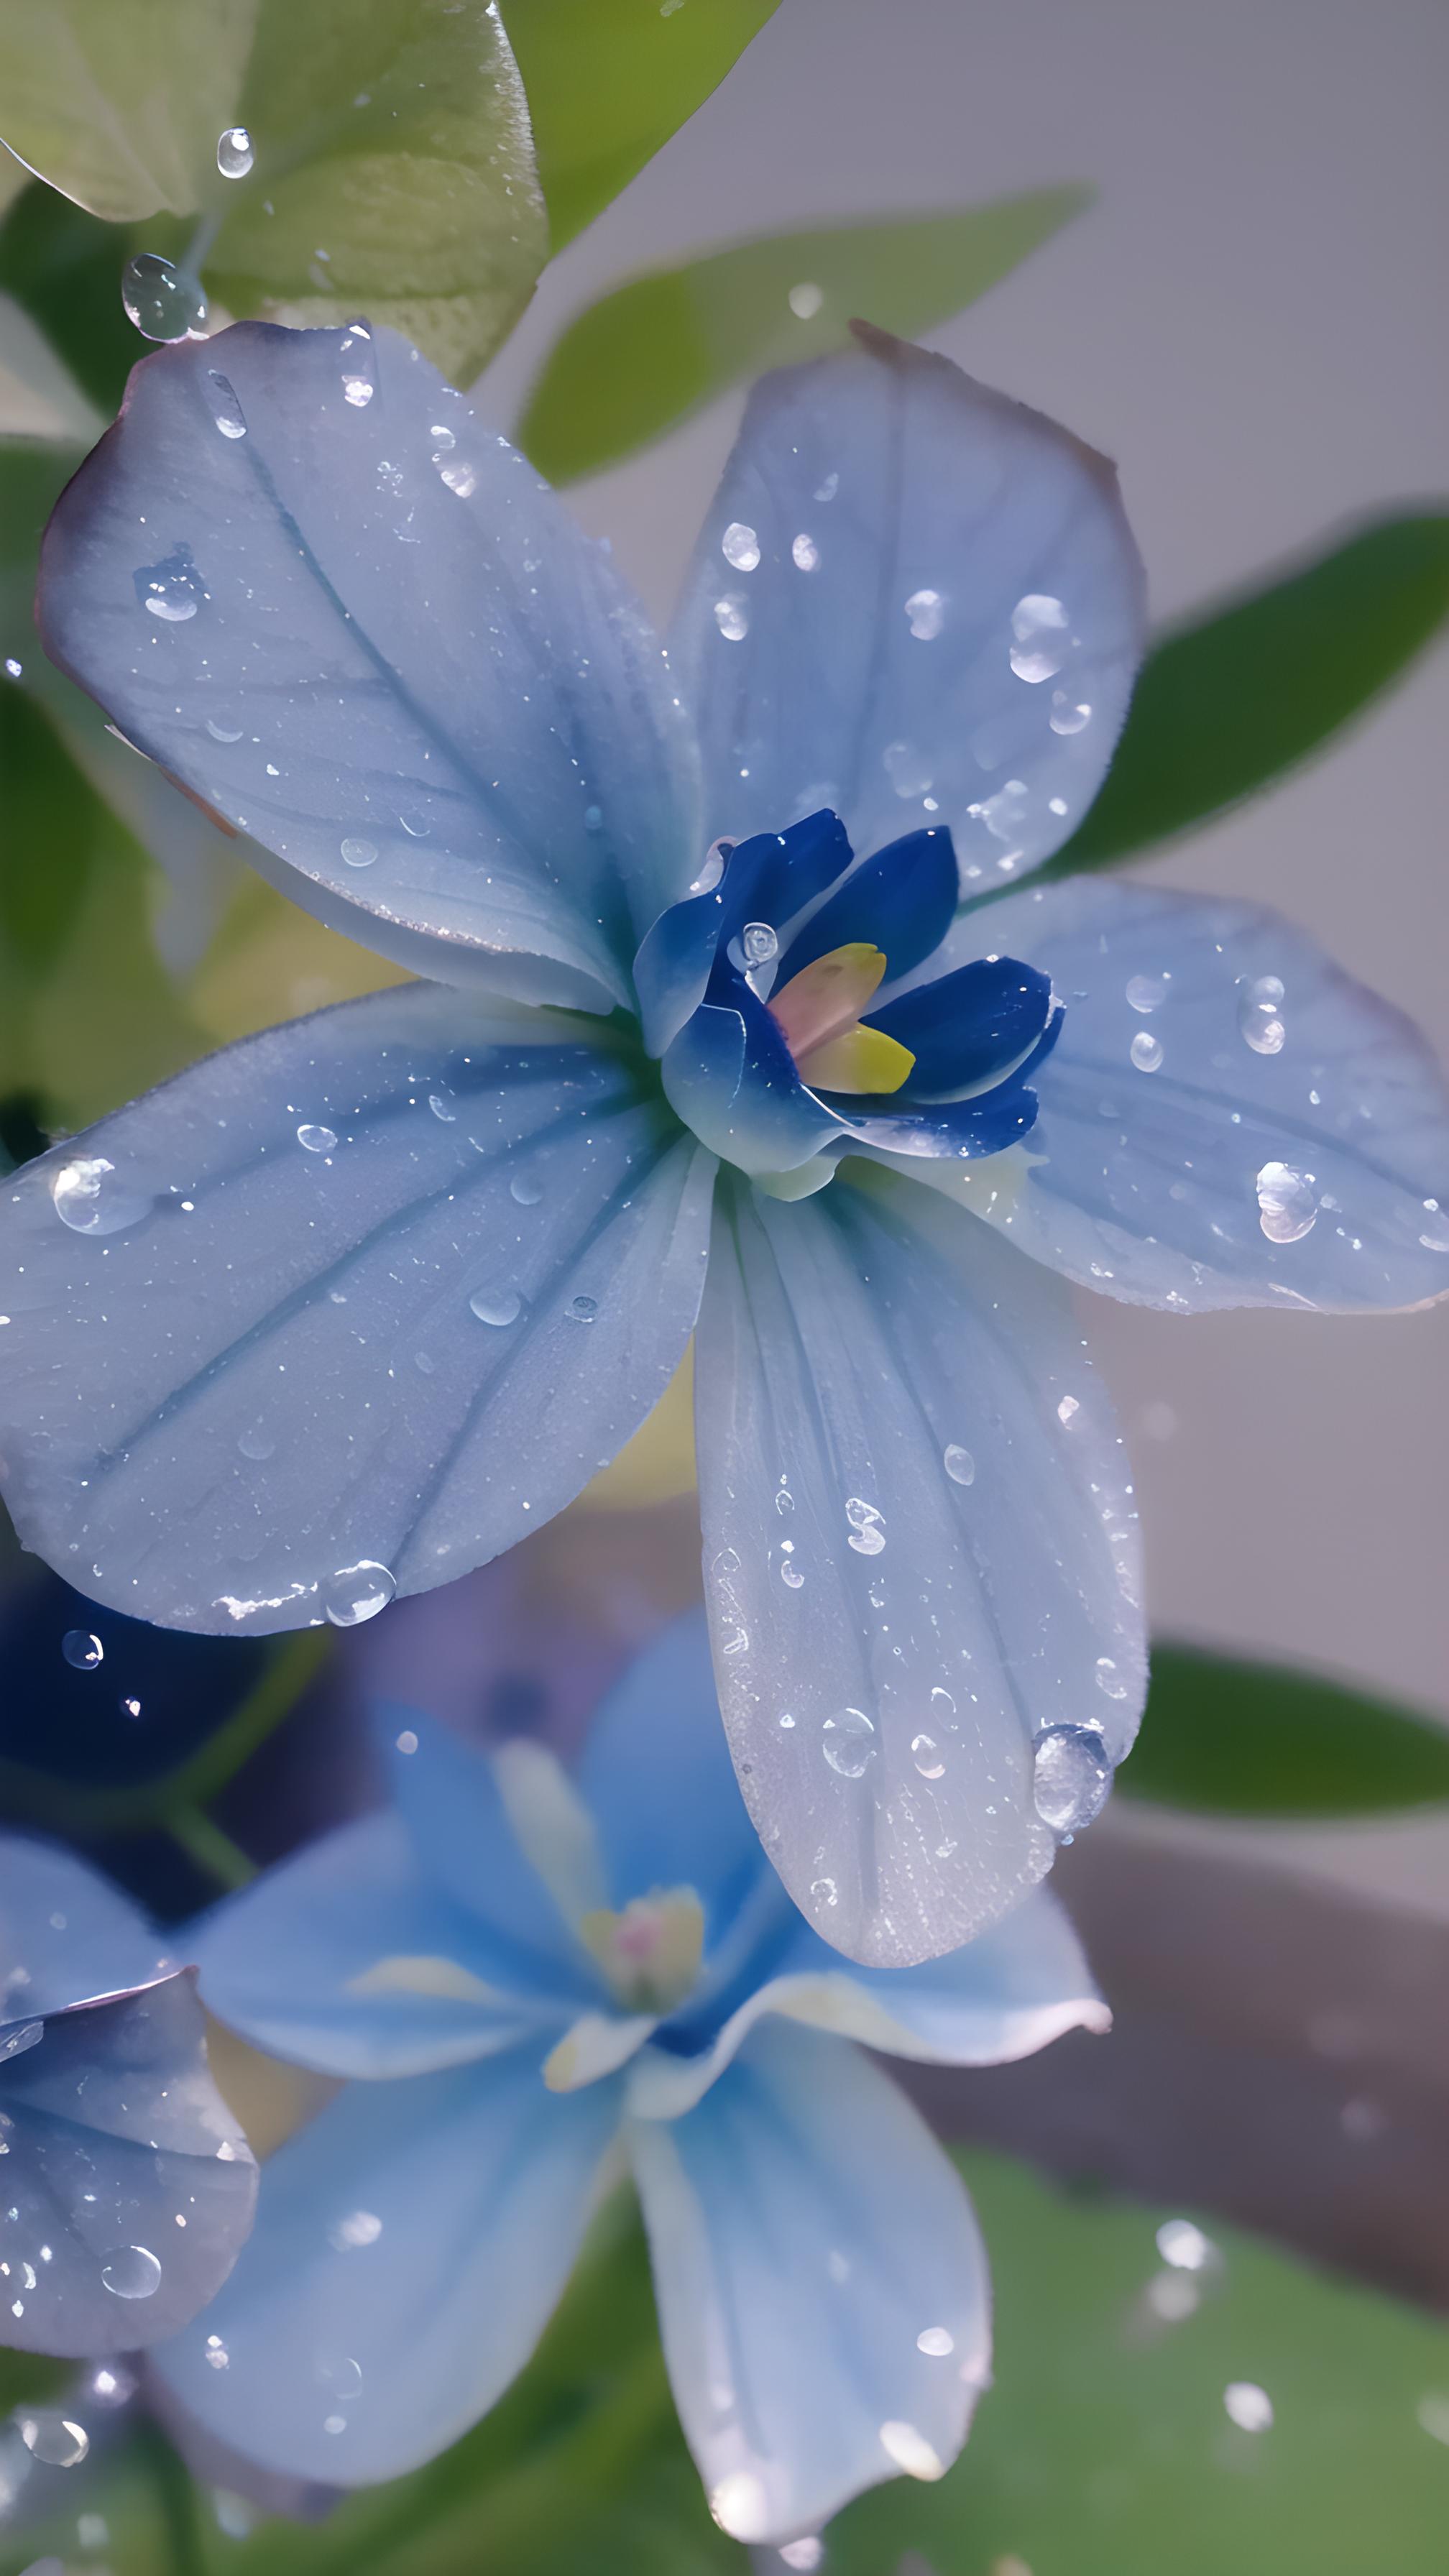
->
[714, 594, 750, 642]
[781, 1560, 804, 1589]
[0, 2021, 43, 2064]
[216, 124, 254, 178]
[822, 1706, 877, 1777]
[101, 2245, 162, 2299]
[1049, 692, 1092, 735]
[1256, 1160, 1317, 1243]
[566, 1294, 598, 1323]
[1130, 1030, 1164, 1073]
[206, 713, 244, 742]
[134, 541, 206, 622]
[296, 1123, 338, 1154]
[1009, 592, 1070, 682]
[509, 1172, 542, 1206]
[237, 1426, 275, 1462]
[1238, 974, 1287, 1054]
[121, 252, 206, 341]
[438, 459, 477, 497]
[50, 1155, 154, 1235]
[883, 740, 933, 798]
[19, 2412, 90, 2467]
[205, 2334, 231, 2369]
[206, 370, 247, 438]
[943, 1443, 975, 1486]
[1032, 1724, 1111, 1834]
[916, 2326, 955, 2358]
[342, 372, 375, 408]
[427, 1087, 457, 1123]
[1057, 1394, 1081, 1425]
[721, 521, 760, 571]
[810, 1874, 838, 1905]
[1095, 1655, 1130, 1701]
[1126, 972, 1169, 1013]
[469, 1287, 521, 1326]
[911, 1734, 945, 1779]
[323, 1563, 396, 1627]
[340, 836, 377, 868]
[788, 280, 824, 318]
[791, 531, 820, 571]
[742, 921, 778, 967]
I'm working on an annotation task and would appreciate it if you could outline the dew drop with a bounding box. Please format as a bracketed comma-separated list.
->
[1057, 1394, 1081, 1425]
[904, 586, 944, 640]
[429, 423, 456, 450]
[1126, 972, 1169, 1013]
[911, 1734, 945, 1780]
[0, 2022, 43, 2064]
[714, 594, 750, 642]
[942, 1443, 975, 1486]
[205, 2334, 231, 2370]
[438, 459, 477, 497]
[566, 1294, 598, 1323]
[781, 1561, 805, 1590]
[323, 1562, 396, 1627]
[1238, 974, 1287, 1054]
[1009, 592, 1070, 682]
[216, 124, 254, 178]
[206, 369, 247, 438]
[101, 2245, 162, 2300]
[1130, 1030, 1164, 1073]
[340, 836, 378, 868]
[822, 1706, 877, 1778]
[916, 2327, 954, 2358]
[121, 252, 206, 341]
[62, 1630, 104, 1671]
[1224, 2381, 1274, 2433]
[882, 739, 934, 799]
[1095, 1654, 1130, 1701]
[296, 1123, 338, 1154]
[135, 540, 206, 621]
[509, 1172, 543, 1205]
[427, 1087, 457, 1123]
[1049, 692, 1092, 735]
[342, 372, 375, 409]
[236, 1426, 275, 1462]
[721, 521, 760, 571]
[50, 1156, 154, 1235]
[19, 2412, 90, 2467]
[791, 531, 820, 572]
[205, 714, 244, 742]
[741, 921, 778, 967]
[810, 1875, 839, 1906]
[1032, 1724, 1111, 1834]
[788, 280, 824, 319]
[1256, 1159, 1317, 1243]
[469, 1287, 521, 1326]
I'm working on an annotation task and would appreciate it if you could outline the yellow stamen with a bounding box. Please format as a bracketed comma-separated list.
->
[579, 1887, 704, 2014]
[348, 1955, 500, 2004]
[797, 1024, 916, 1095]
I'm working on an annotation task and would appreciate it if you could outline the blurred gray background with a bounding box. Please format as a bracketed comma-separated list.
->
[482, 0, 1449, 1913]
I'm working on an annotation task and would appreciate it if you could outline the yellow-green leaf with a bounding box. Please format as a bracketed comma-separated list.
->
[0, 0, 257, 222]
[504, 0, 781, 252]
[518, 188, 1092, 483]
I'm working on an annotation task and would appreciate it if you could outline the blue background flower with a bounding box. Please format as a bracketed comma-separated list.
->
[152, 1612, 1107, 2546]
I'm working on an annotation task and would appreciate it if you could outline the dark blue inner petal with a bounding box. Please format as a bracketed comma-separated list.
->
[819, 1078, 1046, 1161]
[661, 965, 845, 1175]
[776, 828, 960, 983]
[868, 956, 1055, 1099]
[717, 809, 855, 945]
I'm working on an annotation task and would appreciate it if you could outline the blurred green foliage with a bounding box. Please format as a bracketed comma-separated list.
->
[1053, 512, 1449, 873]
[4, 2154, 1448, 2572]
[518, 189, 1092, 484]
[1122, 1642, 1449, 1817]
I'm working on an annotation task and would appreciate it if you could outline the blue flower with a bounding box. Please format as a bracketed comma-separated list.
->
[0, 1836, 257, 2354]
[3, 319, 1446, 1965]
[151, 1613, 1106, 2544]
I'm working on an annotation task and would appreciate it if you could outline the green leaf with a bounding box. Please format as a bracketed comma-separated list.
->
[518, 187, 1092, 484]
[0, 1, 549, 387]
[1052, 512, 1449, 871]
[0, 181, 145, 415]
[0, 0, 255, 222]
[831, 2148, 1449, 2576]
[0, 678, 207, 1129]
[1117, 1642, 1449, 1818]
[503, 0, 781, 253]
[209, 0, 548, 387]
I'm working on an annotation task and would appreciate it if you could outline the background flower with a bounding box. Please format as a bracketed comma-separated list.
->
[152, 1612, 1106, 2546]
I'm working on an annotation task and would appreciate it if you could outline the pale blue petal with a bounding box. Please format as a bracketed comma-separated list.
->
[575, 1611, 769, 1931]
[40, 323, 702, 1010]
[695, 1165, 1143, 1967]
[630, 1884, 1105, 2118]
[0, 1834, 175, 2020]
[0, 1975, 257, 2356]
[192, 1811, 577, 2079]
[378, 1714, 601, 1986]
[632, 2020, 989, 2547]
[0, 984, 716, 1632]
[151, 2051, 621, 2484]
[912, 878, 1449, 1312]
[670, 331, 1144, 886]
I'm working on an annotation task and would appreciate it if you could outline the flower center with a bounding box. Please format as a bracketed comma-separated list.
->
[579, 1887, 704, 2014]
[767, 942, 916, 1095]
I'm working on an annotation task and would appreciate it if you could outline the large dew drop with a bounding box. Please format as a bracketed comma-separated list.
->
[1256, 1160, 1317, 1243]
[61, 1629, 104, 1670]
[19, 2412, 91, 2467]
[50, 1157, 153, 1236]
[1238, 974, 1286, 1055]
[822, 1706, 877, 1778]
[1032, 1724, 1111, 1835]
[121, 252, 206, 342]
[101, 2245, 162, 2300]
[323, 1563, 396, 1627]
[216, 124, 254, 178]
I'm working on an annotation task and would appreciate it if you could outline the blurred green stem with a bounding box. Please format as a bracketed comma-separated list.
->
[166, 1801, 257, 1890]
